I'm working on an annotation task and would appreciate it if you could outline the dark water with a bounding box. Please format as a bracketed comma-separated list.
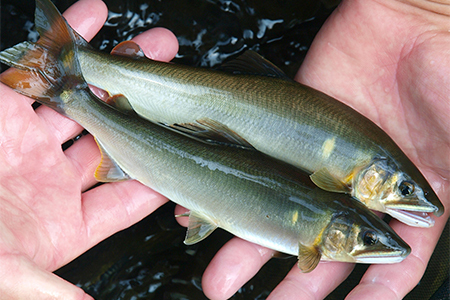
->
[1, 0, 448, 299]
[1, 0, 334, 78]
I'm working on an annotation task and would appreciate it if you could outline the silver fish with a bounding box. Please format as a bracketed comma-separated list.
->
[0, 0, 410, 273]
[69, 16, 443, 227]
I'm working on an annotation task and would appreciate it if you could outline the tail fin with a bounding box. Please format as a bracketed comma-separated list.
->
[0, 0, 87, 114]
[35, 0, 91, 49]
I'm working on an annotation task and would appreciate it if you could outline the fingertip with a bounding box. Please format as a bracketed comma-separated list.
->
[174, 205, 189, 226]
[132, 27, 179, 62]
[345, 282, 398, 300]
[268, 261, 354, 300]
[202, 238, 273, 300]
[63, 0, 108, 41]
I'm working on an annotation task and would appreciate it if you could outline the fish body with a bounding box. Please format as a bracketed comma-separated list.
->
[78, 46, 375, 180]
[0, 0, 410, 272]
[74, 31, 444, 227]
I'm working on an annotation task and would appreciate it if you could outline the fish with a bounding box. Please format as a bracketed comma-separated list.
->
[54, 7, 443, 227]
[0, 0, 410, 273]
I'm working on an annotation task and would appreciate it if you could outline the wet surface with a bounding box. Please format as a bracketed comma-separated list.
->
[1, 0, 448, 299]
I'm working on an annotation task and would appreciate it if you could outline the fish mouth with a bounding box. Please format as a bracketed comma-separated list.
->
[353, 249, 410, 264]
[385, 208, 435, 227]
[353, 253, 407, 264]
[384, 193, 439, 227]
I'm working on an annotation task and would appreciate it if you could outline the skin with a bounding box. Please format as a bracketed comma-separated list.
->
[189, 0, 450, 299]
[0, 1, 174, 298]
[0, 0, 448, 299]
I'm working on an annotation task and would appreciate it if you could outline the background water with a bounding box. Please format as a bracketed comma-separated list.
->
[1, 0, 448, 299]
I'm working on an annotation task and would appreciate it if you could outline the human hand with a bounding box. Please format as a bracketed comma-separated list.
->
[0, 0, 177, 298]
[176, 0, 449, 299]
[2, 0, 448, 299]
[294, 1, 450, 298]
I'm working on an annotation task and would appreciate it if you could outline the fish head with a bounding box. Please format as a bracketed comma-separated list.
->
[320, 203, 410, 264]
[352, 159, 439, 227]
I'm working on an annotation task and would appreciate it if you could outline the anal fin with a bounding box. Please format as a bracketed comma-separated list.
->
[184, 211, 218, 245]
[94, 138, 130, 182]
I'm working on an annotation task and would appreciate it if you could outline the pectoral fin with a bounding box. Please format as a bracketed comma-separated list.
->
[111, 41, 146, 59]
[310, 168, 349, 193]
[94, 139, 130, 182]
[297, 243, 321, 273]
[167, 118, 254, 150]
[184, 211, 218, 245]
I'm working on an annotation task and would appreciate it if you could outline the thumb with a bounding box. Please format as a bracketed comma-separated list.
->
[0, 255, 93, 300]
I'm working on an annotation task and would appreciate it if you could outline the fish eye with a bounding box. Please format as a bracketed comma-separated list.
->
[399, 181, 414, 196]
[363, 230, 378, 246]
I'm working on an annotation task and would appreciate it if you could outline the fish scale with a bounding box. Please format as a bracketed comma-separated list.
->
[0, 0, 411, 273]
[79, 48, 380, 171]
[76, 35, 444, 227]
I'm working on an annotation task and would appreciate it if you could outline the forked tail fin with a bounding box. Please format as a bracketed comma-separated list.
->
[0, 0, 87, 114]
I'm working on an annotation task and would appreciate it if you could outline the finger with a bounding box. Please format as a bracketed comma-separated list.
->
[0, 254, 93, 300]
[268, 262, 354, 300]
[35, 107, 84, 145]
[202, 237, 274, 300]
[174, 205, 274, 299]
[63, 0, 108, 42]
[63, 134, 100, 191]
[346, 211, 450, 300]
[0, 82, 37, 125]
[174, 204, 190, 225]
[131, 27, 179, 61]
[80, 180, 168, 254]
[201, 236, 354, 300]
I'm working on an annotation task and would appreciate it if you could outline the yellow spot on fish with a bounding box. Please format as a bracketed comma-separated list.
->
[321, 137, 336, 159]
[292, 211, 299, 223]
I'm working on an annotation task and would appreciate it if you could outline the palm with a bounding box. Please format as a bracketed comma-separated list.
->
[297, 0, 450, 194]
[0, 70, 168, 299]
[0, 2, 170, 298]
[0, 88, 85, 270]
[1, 0, 448, 299]
[203, 1, 449, 299]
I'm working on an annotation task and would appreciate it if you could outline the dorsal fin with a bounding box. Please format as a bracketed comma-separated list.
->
[219, 50, 292, 81]
[166, 118, 255, 150]
[94, 138, 130, 182]
[111, 41, 145, 59]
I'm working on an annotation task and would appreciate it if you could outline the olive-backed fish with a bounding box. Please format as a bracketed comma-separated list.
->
[0, 0, 410, 273]
[61, 7, 443, 227]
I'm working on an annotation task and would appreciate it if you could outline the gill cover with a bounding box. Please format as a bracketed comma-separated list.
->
[353, 159, 439, 227]
[320, 199, 410, 264]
